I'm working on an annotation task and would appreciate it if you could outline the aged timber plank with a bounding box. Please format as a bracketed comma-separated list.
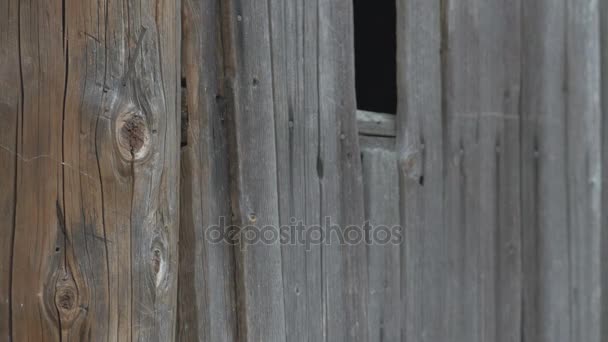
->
[0, 0, 21, 338]
[602, 1, 608, 340]
[357, 110, 396, 137]
[360, 139, 400, 342]
[8, 0, 68, 339]
[564, 0, 602, 340]
[177, 0, 237, 340]
[2, 0, 181, 340]
[442, 0, 522, 341]
[396, 0, 445, 341]
[318, 0, 369, 340]
[520, 1, 568, 340]
[521, 0, 602, 341]
[221, 0, 287, 340]
[267, 0, 368, 339]
[267, 0, 324, 339]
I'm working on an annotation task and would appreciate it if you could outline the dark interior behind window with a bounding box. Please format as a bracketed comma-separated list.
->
[353, 0, 397, 114]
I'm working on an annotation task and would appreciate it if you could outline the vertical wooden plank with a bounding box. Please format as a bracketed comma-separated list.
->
[522, 0, 602, 341]
[360, 139, 400, 342]
[444, 0, 521, 341]
[396, 0, 445, 341]
[9, 0, 66, 338]
[318, 0, 369, 340]
[602, 1, 608, 339]
[520, 1, 568, 340]
[399, 0, 522, 340]
[0, 0, 20, 339]
[443, 0, 522, 341]
[177, 0, 238, 340]
[268, 0, 325, 339]
[2, 0, 181, 340]
[564, 0, 602, 340]
[266, 0, 367, 339]
[221, 0, 287, 340]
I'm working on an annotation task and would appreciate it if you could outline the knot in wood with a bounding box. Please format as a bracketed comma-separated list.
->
[150, 238, 169, 290]
[152, 248, 162, 275]
[116, 110, 150, 161]
[56, 288, 76, 311]
[53, 270, 81, 327]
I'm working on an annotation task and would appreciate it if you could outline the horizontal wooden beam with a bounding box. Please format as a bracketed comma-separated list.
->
[356, 110, 396, 137]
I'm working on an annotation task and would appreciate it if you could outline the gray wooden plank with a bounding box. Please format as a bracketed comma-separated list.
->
[360, 140, 400, 342]
[177, 0, 238, 339]
[357, 110, 397, 137]
[478, 2, 522, 341]
[565, 0, 602, 340]
[521, 0, 602, 341]
[601, 1, 608, 340]
[442, 1, 522, 341]
[268, 0, 324, 339]
[318, 0, 369, 340]
[443, 2, 481, 341]
[520, 2, 569, 340]
[221, 0, 287, 340]
[396, 0, 446, 341]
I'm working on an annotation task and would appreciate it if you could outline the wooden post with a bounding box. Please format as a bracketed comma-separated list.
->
[0, 0, 181, 340]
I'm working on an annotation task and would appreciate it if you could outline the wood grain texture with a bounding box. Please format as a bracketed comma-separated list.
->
[318, 0, 369, 340]
[177, 0, 237, 340]
[267, 0, 324, 339]
[602, 1, 608, 340]
[266, 0, 368, 340]
[0, 0, 20, 339]
[220, 0, 287, 340]
[442, 0, 522, 341]
[0, 0, 181, 340]
[563, 1, 602, 340]
[396, 0, 446, 341]
[397, 0, 522, 341]
[360, 138, 400, 342]
[521, 0, 602, 341]
[357, 110, 396, 137]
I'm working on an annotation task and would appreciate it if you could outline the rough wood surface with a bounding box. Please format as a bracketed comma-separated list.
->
[267, 0, 324, 339]
[357, 110, 396, 137]
[221, 0, 287, 340]
[268, 0, 367, 340]
[397, 0, 523, 341]
[177, 0, 237, 340]
[360, 139, 400, 342]
[442, 0, 522, 341]
[2, 0, 607, 340]
[396, 0, 446, 341]
[521, 0, 602, 341]
[0, 0, 181, 340]
[602, 1, 608, 339]
[0, 0, 20, 338]
[318, 0, 369, 340]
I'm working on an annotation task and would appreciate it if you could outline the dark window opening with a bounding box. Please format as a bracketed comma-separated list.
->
[353, 0, 397, 114]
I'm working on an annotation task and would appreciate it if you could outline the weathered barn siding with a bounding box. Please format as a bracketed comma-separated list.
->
[179, 0, 367, 340]
[397, 0, 603, 342]
[396, 0, 447, 341]
[1, 0, 608, 341]
[178, 0, 237, 340]
[360, 136, 400, 342]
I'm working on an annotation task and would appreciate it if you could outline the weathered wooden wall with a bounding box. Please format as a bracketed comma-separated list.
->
[1, 0, 607, 341]
[398, 0, 604, 342]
